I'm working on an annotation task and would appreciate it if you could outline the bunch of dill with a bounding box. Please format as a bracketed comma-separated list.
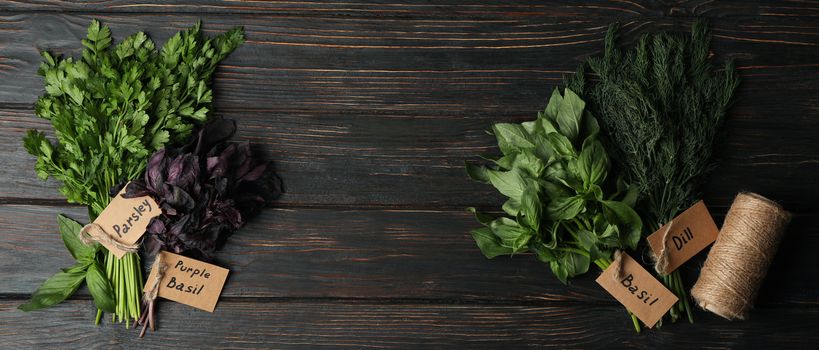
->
[567, 20, 740, 325]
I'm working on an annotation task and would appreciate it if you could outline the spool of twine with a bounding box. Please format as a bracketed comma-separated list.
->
[691, 192, 791, 320]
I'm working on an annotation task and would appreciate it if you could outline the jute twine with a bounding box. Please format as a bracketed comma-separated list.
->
[79, 223, 139, 253]
[611, 250, 624, 281]
[691, 192, 791, 320]
[139, 253, 168, 338]
[143, 253, 168, 305]
[653, 220, 675, 275]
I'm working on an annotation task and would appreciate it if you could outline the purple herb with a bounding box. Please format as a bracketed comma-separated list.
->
[124, 119, 282, 260]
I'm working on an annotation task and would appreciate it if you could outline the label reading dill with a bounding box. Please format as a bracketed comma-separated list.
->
[145, 251, 229, 312]
[647, 201, 720, 275]
[596, 253, 678, 328]
[92, 185, 160, 258]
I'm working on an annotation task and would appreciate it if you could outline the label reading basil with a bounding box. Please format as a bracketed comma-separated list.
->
[144, 251, 229, 312]
[595, 253, 678, 328]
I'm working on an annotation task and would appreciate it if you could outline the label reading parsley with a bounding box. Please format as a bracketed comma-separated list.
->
[92, 185, 160, 258]
[596, 253, 678, 328]
[647, 201, 720, 275]
[145, 251, 229, 312]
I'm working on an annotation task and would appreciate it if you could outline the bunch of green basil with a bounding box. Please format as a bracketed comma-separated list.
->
[466, 88, 642, 283]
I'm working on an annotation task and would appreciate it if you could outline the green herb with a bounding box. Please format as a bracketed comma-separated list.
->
[21, 20, 244, 327]
[466, 87, 643, 331]
[574, 20, 740, 325]
[19, 215, 113, 312]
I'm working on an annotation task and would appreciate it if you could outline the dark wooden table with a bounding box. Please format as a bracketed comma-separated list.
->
[1, 1, 818, 348]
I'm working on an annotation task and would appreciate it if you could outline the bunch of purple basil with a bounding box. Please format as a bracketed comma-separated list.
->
[118, 118, 281, 334]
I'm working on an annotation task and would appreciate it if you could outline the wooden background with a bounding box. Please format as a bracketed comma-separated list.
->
[1, 1, 818, 348]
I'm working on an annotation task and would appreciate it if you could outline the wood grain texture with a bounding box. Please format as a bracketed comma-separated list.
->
[2, 300, 819, 349]
[0, 1, 816, 19]
[0, 1, 818, 348]
[4, 103, 819, 210]
[2, 204, 817, 307]
[0, 14, 816, 209]
[0, 1, 682, 16]
[0, 13, 816, 109]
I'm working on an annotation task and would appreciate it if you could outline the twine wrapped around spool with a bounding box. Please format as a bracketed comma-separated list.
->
[691, 192, 791, 320]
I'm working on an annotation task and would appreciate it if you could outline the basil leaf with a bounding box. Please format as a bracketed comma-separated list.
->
[520, 186, 542, 231]
[598, 224, 621, 248]
[537, 112, 559, 136]
[539, 179, 570, 199]
[581, 112, 600, 142]
[465, 162, 490, 183]
[512, 151, 545, 177]
[521, 120, 541, 135]
[601, 200, 643, 250]
[58, 214, 96, 261]
[492, 123, 535, 153]
[62, 260, 91, 273]
[587, 184, 604, 201]
[18, 267, 86, 311]
[577, 140, 608, 187]
[551, 251, 590, 284]
[492, 153, 516, 170]
[576, 229, 597, 250]
[467, 207, 494, 226]
[544, 88, 563, 121]
[486, 168, 527, 200]
[490, 218, 532, 253]
[529, 242, 557, 263]
[502, 198, 521, 217]
[547, 195, 585, 221]
[546, 132, 575, 157]
[588, 245, 604, 262]
[470, 227, 514, 259]
[543, 160, 569, 185]
[550, 260, 569, 284]
[86, 262, 116, 313]
[556, 88, 585, 141]
[565, 251, 590, 277]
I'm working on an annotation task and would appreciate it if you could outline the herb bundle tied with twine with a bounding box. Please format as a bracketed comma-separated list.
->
[565, 20, 740, 326]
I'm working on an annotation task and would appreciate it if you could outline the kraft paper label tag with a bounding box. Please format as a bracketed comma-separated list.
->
[93, 186, 160, 258]
[596, 253, 678, 328]
[145, 251, 229, 312]
[647, 200, 719, 275]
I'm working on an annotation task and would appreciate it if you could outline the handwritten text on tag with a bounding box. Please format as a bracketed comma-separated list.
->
[145, 251, 229, 312]
[92, 186, 160, 258]
[647, 201, 719, 274]
[596, 253, 678, 328]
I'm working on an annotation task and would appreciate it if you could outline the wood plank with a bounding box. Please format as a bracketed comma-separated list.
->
[0, 13, 815, 109]
[2, 299, 818, 348]
[0, 14, 816, 208]
[2, 204, 817, 306]
[0, 0, 816, 19]
[3, 103, 818, 210]
[0, 13, 623, 106]
[0, 1, 669, 16]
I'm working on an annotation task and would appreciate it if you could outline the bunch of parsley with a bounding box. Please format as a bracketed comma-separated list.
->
[20, 20, 244, 327]
[466, 87, 643, 331]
